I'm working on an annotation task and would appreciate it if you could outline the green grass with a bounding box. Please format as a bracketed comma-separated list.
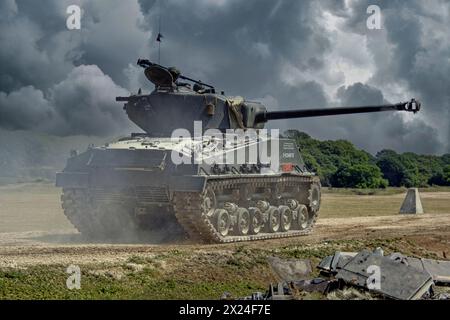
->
[1, 238, 444, 300]
[0, 264, 267, 300]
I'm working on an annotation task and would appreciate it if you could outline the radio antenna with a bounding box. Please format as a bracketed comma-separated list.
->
[156, 0, 163, 64]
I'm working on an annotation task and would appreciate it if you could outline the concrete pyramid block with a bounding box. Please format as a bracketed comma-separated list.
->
[399, 188, 424, 214]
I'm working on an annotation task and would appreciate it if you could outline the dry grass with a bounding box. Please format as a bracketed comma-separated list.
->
[0, 182, 449, 231]
[0, 183, 73, 232]
[0, 183, 449, 299]
[320, 192, 450, 218]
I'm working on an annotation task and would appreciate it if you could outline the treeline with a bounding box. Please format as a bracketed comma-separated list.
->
[284, 130, 450, 188]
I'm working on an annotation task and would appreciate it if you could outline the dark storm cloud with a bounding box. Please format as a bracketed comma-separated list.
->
[279, 82, 443, 155]
[0, 0, 448, 153]
[338, 0, 450, 152]
[0, 86, 54, 131]
[337, 83, 386, 106]
[136, 0, 448, 154]
[48, 65, 132, 136]
[0, 0, 77, 92]
[334, 83, 442, 155]
[0, 0, 149, 91]
[0, 0, 146, 136]
[137, 0, 335, 101]
[0, 65, 132, 136]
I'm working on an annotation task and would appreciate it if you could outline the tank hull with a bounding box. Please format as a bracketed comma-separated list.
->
[57, 136, 321, 243]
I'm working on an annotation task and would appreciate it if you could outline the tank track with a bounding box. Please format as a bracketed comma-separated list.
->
[61, 188, 184, 241]
[173, 176, 321, 243]
[61, 188, 138, 239]
[60, 175, 320, 243]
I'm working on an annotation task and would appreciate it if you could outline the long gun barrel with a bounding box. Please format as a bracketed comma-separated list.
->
[256, 99, 421, 123]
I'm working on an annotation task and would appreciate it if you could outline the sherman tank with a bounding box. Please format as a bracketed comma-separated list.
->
[56, 59, 421, 243]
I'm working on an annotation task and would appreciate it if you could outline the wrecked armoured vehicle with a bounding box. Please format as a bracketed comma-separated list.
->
[56, 59, 421, 243]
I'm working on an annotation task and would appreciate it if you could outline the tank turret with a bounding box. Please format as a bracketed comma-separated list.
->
[116, 60, 421, 136]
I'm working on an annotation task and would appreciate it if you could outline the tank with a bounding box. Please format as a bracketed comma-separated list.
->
[56, 59, 421, 243]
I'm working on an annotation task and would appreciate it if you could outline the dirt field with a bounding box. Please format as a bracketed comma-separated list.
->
[0, 183, 449, 299]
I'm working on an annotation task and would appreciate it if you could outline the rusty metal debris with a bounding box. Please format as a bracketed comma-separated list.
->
[335, 250, 433, 300]
[231, 247, 450, 300]
[266, 282, 295, 300]
[387, 253, 450, 284]
[318, 252, 358, 274]
[237, 282, 293, 300]
[238, 279, 340, 300]
[291, 278, 340, 294]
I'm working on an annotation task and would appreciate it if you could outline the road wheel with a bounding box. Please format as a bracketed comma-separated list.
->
[308, 183, 321, 213]
[297, 204, 309, 230]
[249, 207, 263, 235]
[268, 207, 280, 233]
[236, 208, 250, 236]
[279, 206, 292, 232]
[215, 209, 231, 237]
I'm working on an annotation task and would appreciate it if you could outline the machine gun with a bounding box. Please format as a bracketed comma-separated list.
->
[137, 59, 215, 91]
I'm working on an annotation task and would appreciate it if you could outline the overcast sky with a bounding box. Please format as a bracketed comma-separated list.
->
[0, 0, 448, 154]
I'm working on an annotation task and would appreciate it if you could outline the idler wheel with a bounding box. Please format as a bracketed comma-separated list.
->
[267, 206, 280, 233]
[279, 206, 292, 232]
[297, 205, 309, 230]
[236, 208, 251, 236]
[249, 207, 263, 235]
[215, 209, 231, 237]
[308, 183, 321, 213]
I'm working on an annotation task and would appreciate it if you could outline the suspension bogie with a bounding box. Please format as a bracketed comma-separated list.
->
[190, 176, 321, 242]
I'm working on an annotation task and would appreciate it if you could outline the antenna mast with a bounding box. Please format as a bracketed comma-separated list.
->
[157, 0, 162, 64]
